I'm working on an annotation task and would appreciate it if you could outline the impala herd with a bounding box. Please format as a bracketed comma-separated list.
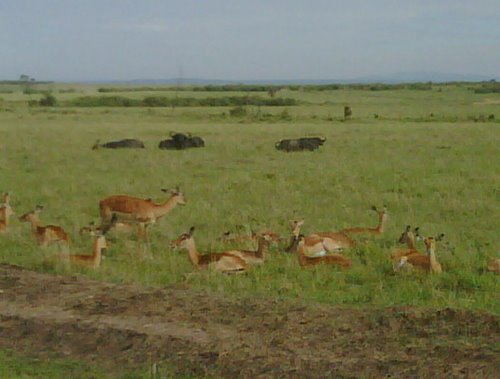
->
[0, 190, 498, 275]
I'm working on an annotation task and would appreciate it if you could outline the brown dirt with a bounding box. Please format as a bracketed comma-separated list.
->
[0, 263, 498, 378]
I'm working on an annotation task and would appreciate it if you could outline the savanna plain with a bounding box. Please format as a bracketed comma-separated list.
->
[0, 82, 498, 378]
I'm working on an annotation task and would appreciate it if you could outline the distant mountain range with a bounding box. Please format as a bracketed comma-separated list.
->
[86, 71, 497, 85]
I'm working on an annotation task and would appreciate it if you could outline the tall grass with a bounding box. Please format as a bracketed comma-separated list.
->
[0, 85, 498, 314]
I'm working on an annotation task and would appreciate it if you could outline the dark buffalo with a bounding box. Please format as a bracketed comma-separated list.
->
[158, 132, 205, 150]
[275, 136, 325, 152]
[92, 139, 145, 150]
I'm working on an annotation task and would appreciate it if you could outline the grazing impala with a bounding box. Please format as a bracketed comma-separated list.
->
[69, 214, 117, 269]
[340, 206, 388, 236]
[170, 227, 248, 274]
[285, 219, 355, 254]
[296, 234, 352, 268]
[19, 205, 69, 246]
[395, 235, 444, 274]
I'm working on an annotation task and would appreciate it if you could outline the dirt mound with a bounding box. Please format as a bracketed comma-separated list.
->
[0, 263, 498, 378]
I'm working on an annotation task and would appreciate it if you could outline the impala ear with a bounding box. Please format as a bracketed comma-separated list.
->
[188, 226, 195, 236]
[436, 233, 445, 241]
[405, 225, 411, 231]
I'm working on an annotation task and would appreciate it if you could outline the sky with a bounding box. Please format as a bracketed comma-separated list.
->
[1, 0, 499, 82]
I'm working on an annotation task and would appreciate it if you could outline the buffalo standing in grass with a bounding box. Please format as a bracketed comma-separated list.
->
[158, 132, 205, 150]
[275, 137, 326, 152]
[92, 139, 145, 150]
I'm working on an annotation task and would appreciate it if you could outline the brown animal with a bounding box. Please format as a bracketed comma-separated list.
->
[285, 220, 355, 254]
[0, 203, 15, 233]
[296, 234, 352, 268]
[68, 214, 117, 269]
[228, 234, 273, 265]
[170, 227, 248, 274]
[395, 235, 444, 274]
[19, 205, 69, 246]
[390, 225, 421, 261]
[340, 206, 388, 236]
[486, 258, 499, 274]
[99, 187, 186, 250]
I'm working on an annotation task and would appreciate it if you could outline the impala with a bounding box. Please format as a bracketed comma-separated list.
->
[296, 234, 352, 268]
[170, 227, 248, 274]
[99, 187, 186, 225]
[395, 235, 444, 274]
[0, 203, 15, 233]
[390, 225, 421, 262]
[340, 205, 388, 236]
[228, 233, 273, 265]
[68, 214, 116, 269]
[285, 219, 355, 254]
[19, 205, 69, 246]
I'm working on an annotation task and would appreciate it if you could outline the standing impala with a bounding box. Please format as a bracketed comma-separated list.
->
[99, 187, 186, 247]
[170, 227, 248, 274]
[19, 205, 69, 246]
[340, 205, 388, 236]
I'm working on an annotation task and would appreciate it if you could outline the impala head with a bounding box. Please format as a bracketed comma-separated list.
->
[398, 225, 412, 244]
[289, 219, 304, 236]
[19, 205, 43, 222]
[92, 139, 101, 150]
[371, 205, 388, 218]
[2, 192, 10, 205]
[170, 226, 195, 249]
[161, 187, 187, 205]
[320, 136, 327, 143]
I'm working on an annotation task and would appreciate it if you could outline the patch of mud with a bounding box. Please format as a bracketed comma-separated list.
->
[0, 263, 498, 378]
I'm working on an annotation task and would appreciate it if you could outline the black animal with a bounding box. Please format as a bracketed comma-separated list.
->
[92, 139, 145, 150]
[275, 137, 326, 152]
[344, 106, 352, 120]
[158, 132, 205, 150]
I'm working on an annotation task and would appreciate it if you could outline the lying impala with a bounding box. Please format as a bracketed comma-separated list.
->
[68, 214, 117, 269]
[296, 234, 352, 268]
[170, 227, 248, 274]
[390, 225, 421, 261]
[285, 219, 355, 254]
[19, 205, 69, 246]
[339, 205, 388, 236]
[99, 187, 186, 226]
[228, 233, 273, 265]
[395, 234, 444, 274]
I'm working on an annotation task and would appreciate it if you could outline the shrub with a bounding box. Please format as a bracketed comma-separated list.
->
[229, 106, 247, 117]
[39, 93, 57, 106]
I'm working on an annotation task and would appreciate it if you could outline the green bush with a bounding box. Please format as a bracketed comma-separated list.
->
[39, 93, 57, 106]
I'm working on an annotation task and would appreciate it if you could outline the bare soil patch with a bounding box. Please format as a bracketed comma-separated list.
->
[0, 263, 498, 378]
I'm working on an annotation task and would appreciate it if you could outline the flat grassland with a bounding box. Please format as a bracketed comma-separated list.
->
[0, 82, 498, 377]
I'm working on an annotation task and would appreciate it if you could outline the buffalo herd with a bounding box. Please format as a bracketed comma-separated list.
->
[92, 133, 326, 152]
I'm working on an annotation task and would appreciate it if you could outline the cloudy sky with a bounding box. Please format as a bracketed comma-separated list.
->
[1, 0, 499, 81]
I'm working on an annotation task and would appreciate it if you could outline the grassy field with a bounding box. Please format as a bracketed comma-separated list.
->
[0, 82, 498, 316]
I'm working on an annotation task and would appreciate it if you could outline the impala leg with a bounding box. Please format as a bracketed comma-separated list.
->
[138, 223, 153, 258]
